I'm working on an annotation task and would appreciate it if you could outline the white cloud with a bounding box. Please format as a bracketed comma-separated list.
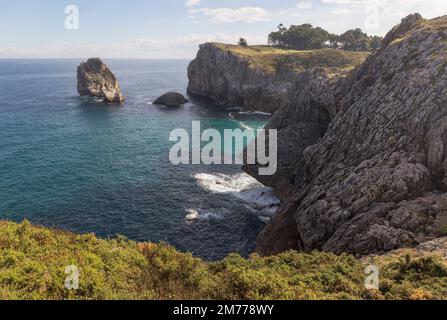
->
[185, 0, 202, 7]
[0, 47, 39, 56]
[315, 0, 447, 34]
[133, 33, 267, 49]
[322, 0, 357, 3]
[4, 0, 447, 59]
[188, 2, 315, 24]
[332, 8, 352, 14]
[297, 1, 313, 9]
[189, 7, 270, 23]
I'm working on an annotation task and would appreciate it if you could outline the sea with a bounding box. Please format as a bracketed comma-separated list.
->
[0, 59, 280, 260]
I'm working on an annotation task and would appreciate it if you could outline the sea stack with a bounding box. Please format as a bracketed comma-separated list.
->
[77, 58, 125, 103]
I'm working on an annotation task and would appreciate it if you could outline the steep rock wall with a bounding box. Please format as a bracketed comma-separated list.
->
[187, 43, 366, 114]
[249, 14, 447, 256]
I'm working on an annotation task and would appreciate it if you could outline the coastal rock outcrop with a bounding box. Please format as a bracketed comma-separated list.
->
[77, 58, 125, 103]
[153, 92, 188, 107]
[244, 14, 447, 256]
[187, 43, 367, 113]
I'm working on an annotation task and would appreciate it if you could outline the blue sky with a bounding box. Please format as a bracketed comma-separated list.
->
[0, 0, 445, 58]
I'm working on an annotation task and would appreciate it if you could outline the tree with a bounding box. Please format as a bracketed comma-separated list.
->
[268, 24, 287, 46]
[238, 38, 248, 47]
[268, 23, 383, 52]
[268, 23, 333, 50]
[338, 29, 371, 51]
[369, 35, 383, 51]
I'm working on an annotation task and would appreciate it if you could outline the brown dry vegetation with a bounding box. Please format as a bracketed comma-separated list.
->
[211, 43, 369, 75]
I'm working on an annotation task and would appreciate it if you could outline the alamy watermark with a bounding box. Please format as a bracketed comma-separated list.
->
[364, 264, 379, 290]
[65, 5, 79, 30]
[65, 265, 80, 290]
[169, 121, 277, 176]
[363, 2, 381, 31]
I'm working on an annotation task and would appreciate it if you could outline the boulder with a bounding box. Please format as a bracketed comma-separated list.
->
[153, 92, 188, 107]
[77, 58, 125, 103]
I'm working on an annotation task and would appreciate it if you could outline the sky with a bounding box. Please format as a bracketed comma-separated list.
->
[0, 0, 446, 59]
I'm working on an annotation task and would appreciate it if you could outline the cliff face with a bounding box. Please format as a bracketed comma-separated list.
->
[187, 43, 367, 113]
[246, 14, 447, 256]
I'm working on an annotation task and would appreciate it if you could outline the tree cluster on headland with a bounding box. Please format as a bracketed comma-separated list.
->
[267, 23, 383, 52]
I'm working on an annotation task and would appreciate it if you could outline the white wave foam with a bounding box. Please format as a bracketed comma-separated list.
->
[194, 172, 258, 193]
[193, 172, 280, 221]
[238, 111, 272, 116]
[185, 208, 223, 223]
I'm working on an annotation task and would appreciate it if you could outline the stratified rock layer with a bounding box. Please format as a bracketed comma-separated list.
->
[77, 58, 125, 103]
[246, 14, 447, 256]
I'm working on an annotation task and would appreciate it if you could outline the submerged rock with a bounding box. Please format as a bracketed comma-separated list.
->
[77, 58, 125, 103]
[241, 14, 447, 256]
[153, 92, 188, 107]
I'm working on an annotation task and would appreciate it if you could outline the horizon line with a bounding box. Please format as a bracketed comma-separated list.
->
[0, 57, 195, 60]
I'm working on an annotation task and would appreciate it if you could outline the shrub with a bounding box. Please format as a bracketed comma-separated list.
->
[0, 221, 446, 300]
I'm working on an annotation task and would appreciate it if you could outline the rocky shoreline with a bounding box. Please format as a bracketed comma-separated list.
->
[188, 14, 447, 258]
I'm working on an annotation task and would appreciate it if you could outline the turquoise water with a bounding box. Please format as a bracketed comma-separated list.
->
[0, 59, 278, 260]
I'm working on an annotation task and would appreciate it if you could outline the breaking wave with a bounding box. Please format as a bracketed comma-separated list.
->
[193, 172, 280, 221]
[185, 208, 224, 223]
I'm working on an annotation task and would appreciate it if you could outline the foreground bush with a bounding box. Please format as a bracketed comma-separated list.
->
[0, 221, 446, 300]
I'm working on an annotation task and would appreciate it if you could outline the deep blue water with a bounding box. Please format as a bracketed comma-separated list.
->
[0, 59, 278, 260]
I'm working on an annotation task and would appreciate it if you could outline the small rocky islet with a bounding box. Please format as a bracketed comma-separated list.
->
[153, 92, 189, 107]
[77, 57, 125, 103]
[76, 59, 189, 108]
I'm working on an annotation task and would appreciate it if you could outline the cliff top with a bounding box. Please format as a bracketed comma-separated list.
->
[209, 43, 369, 76]
[386, 14, 447, 46]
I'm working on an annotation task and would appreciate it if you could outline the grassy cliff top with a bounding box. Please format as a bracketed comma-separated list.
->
[390, 15, 447, 46]
[210, 43, 369, 75]
[1, 220, 446, 300]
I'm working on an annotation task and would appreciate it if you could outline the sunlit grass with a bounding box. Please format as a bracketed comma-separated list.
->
[1, 220, 446, 300]
[210, 43, 369, 75]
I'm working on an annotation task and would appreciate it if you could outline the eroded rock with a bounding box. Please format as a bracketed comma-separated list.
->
[77, 58, 125, 103]
[153, 92, 188, 107]
[187, 43, 367, 113]
[245, 14, 447, 256]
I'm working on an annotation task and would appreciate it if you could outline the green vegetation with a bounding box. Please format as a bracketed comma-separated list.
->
[440, 226, 447, 236]
[268, 23, 383, 52]
[213, 43, 369, 76]
[1, 220, 446, 300]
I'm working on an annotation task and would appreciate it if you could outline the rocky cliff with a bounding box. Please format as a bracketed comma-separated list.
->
[187, 43, 367, 113]
[244, 14, 447, 256]
[77, 58, 125, 103]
